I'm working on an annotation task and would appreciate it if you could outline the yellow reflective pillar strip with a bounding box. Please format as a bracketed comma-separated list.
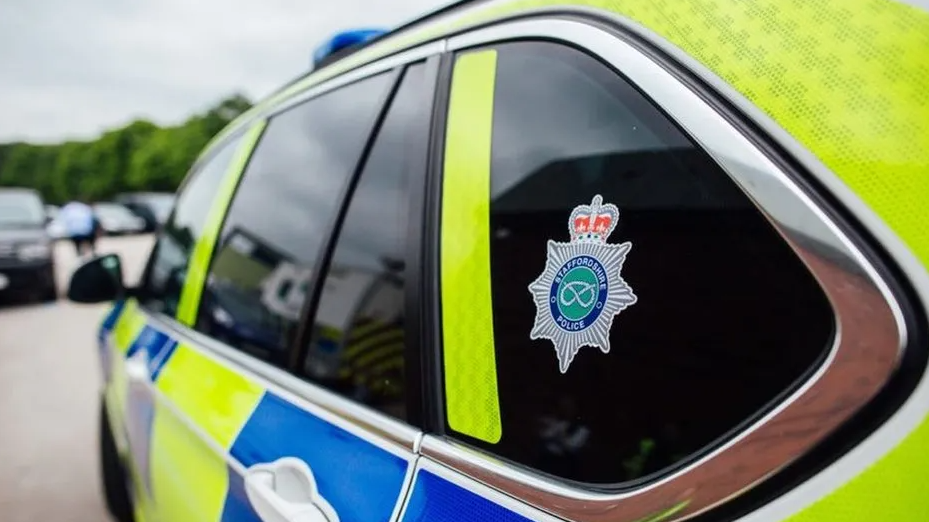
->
[154, 342, 265, 449]
[441, 49, 502, 444]
[176, 119, 268, 326]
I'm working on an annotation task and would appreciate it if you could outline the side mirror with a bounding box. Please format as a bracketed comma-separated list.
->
[67, 254, 126, 303]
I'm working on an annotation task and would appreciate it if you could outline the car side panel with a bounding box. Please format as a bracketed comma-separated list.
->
[101, 301, 265, 522]
[98, 121, 270, 522]
[399, 469, 534, 522]
[149, 339, 264, 522]
[98, 298, 127, 392]
[222, 392, 411, 522]
[105, 299, 147, 433]
[100, 304, 414, 522]
[398, 463, 682, 522]
[100, 299, 166, 522]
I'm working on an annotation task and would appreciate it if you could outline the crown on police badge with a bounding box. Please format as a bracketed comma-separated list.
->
[568, 195, 620, 244]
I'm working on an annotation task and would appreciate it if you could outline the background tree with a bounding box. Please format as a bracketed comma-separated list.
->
[0, 93, 252, 203]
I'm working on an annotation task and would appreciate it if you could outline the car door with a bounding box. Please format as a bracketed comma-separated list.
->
[397, 17, 907, 522]
[101, 124, 260, 522]
[102, 45, 443, 522]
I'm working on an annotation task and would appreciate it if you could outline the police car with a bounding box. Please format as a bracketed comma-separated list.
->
[65, 0, 928, 521]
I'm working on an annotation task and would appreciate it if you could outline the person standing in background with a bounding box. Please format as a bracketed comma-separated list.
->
[59, 198, 97, 257]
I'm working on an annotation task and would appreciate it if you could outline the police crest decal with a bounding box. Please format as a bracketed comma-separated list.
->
[528, 195, 638, 373]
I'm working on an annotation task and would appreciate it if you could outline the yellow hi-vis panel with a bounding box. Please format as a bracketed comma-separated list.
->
[149, 406, 231, 522]
[154, 342, 264, 449]
[176, 120, 267, 326]
[149, 342, 265, 522]
[441, 49, 503, 444]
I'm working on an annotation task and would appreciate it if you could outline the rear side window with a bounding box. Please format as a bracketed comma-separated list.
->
[138, 136, 243, 316]
[195, 73, 391, 370]
[299, 63, 429, 422]
[440, 42, 834, 484]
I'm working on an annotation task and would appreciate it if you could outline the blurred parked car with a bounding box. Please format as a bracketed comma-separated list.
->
[45, 205, 67, 239]
[92, 202, 147, 236]
[46, 215, 68, 239]
[114, 192, 174, 232]
[0, 188, 56, 302]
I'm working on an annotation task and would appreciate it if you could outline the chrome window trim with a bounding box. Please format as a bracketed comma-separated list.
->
[263, 40, 447, 120]
[140, 307, 422, 455]
[421, 18, 907, 522]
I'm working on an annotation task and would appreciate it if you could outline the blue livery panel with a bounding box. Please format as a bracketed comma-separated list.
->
[401, 469, 535, 522]
[224, 392, 410, 522]
[98, 299, 127, 384]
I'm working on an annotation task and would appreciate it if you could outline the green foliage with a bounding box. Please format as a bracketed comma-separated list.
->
[0, 93, 252, 204]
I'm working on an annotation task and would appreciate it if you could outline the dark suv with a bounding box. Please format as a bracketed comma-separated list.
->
[0, 188, 57, 302]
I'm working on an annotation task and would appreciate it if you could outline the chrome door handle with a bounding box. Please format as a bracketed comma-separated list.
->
[124, 350, 150, 382]
[244, 457, 339, 522]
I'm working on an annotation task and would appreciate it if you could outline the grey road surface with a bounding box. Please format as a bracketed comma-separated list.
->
[0, 234, 154, 522]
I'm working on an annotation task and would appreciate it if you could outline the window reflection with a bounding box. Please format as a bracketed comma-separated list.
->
[139, 135, 242, 315]
[196, 63, 426, 424]
[201, 227, 298, 366]
[195, 73, 392, 366]
[300, 63, 427, 422]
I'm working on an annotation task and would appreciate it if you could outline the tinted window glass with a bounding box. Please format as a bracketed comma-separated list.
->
[447, 43, 833, 484]
[195, 73, 391, 369]
[300, 63, 427, 422]
[138, 136, 242, 315]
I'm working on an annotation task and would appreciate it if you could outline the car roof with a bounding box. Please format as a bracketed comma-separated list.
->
[0, 187, 41, 197]
[0, 188, 44, 205]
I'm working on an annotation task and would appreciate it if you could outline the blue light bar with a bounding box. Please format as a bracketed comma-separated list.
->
[312, 28, 389, 68]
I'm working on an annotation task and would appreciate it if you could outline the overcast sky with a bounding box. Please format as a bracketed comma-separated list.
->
[0, 0, 447, 143]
